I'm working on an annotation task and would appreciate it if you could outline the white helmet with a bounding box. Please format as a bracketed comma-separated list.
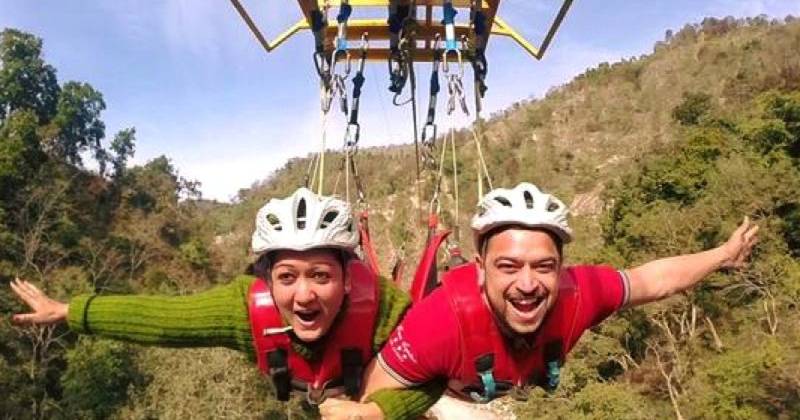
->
[251, 187, 359, 255]
[471, 182, 573, 249]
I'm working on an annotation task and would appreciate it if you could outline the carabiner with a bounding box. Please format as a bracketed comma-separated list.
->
[442, 47, 464, 78]
[344, 122, 360, 151]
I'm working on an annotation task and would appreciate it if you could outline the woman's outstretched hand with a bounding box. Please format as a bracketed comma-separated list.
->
[9, 278, 68, 326]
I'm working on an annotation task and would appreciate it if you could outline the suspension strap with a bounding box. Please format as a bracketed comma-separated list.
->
[442, 1, 458, 52]
[312, 5, 333, 113]
[335, 2, 353, 53]
[470, 0, 489, 105]
[329, 2, 352, 115]
[341, 34, 368, 205]
[388, 2, 417, 105]
[420, 34, 442, 172]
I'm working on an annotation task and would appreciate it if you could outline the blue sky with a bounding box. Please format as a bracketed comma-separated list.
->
[1, 1, 798, 201]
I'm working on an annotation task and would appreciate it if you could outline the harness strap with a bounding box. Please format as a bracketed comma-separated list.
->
[268, 349, 291, 401]
[409, 214, 450, 303]
[341, 348, 364, 397]
[469, 353, 497, 402]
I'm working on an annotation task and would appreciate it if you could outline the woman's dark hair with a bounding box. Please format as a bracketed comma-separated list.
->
[245, 248, 353, 280]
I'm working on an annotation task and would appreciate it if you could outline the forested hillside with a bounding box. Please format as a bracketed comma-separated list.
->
[1, 15, 799, 419]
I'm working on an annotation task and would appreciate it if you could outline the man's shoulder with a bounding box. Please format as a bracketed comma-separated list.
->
[563, 264, 620, 283]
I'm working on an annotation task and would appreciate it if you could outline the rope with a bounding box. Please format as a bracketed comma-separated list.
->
[449, 127, 460, 242]
[317, 108, 328, 195]
[471, 120, 493, 194]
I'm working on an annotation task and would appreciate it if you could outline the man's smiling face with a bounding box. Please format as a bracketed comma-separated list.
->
[478, 228, 562, 335]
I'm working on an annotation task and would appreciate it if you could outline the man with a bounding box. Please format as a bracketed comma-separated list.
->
[10, 187, 441, 419]
[320, 182, 758, 419]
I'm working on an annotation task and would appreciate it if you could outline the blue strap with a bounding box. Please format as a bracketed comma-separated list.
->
[442, 2, 458, 51]
[442, 2, 457, 25]
[469, 370, 497, 403]
[311, 9, 325, 32]
[545, 360, 561, 391]
[336, 4, 353, 51]
[474, 10, 487, 35]
[337, 3, 352, 23]
[388, 4, 410, 33]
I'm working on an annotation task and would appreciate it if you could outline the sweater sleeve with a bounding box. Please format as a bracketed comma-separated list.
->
[367, 277, 443, 419]
[368, 380, 447, 420]
[371, 276, 412, 352]
[66, 275, 256, 359]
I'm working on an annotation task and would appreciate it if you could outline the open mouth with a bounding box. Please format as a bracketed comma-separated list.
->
[508, 294, 546, 316]
[294, 309, 321, 325]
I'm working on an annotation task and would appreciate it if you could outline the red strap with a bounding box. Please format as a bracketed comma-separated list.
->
[358, 210, 380, 275]
[410, 213, 450, 303]
[247, 278, 291, 375]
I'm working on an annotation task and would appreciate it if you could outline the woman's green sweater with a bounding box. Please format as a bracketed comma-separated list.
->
[66, 275, 443, 419]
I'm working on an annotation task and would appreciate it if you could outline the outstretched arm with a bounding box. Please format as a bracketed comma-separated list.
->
[9, 276, 256, 355]
[626, 217, 759, 307]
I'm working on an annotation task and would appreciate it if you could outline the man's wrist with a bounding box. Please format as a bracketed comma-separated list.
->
[713, 245, 734, 269]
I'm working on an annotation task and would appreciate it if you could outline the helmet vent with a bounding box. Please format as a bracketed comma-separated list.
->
[266, 213, 282, 231]
[547, 201, 560, 212]
[297, 198, 307, 229]
[523, 190, 534, 209]
[320, 211, 339, 229]
[494, 197, 512, 207]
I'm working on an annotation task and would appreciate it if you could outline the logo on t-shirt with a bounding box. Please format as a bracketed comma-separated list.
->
[389, 326, 417, 363]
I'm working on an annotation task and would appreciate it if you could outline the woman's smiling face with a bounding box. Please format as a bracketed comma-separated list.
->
[269, 249, 350, 342]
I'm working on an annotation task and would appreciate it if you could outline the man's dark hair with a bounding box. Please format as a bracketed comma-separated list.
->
[245, 248, 352, 280]
[479, 225, 564, 259]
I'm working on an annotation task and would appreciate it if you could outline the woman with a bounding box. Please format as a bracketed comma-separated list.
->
[10, 187, 441, 419]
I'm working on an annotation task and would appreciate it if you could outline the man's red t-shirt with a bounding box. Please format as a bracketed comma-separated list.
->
[378, 265, 630, 386]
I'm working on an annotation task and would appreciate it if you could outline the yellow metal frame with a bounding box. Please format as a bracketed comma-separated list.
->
[230, 0, 573, 62]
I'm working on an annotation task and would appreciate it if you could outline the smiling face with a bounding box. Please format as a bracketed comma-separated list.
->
[477, 227, 562, 335]
[268, 249, 350, 342]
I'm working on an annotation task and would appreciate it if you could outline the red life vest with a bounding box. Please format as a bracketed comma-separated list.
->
[247, 259, 379, 403]
[441, 263, 584, 401]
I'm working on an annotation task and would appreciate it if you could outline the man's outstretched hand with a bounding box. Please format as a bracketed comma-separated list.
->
[9, 278, 68, 326]
[719, 216, 760, 269]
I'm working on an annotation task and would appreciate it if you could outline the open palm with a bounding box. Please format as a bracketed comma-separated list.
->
[9, 278, 68, 326]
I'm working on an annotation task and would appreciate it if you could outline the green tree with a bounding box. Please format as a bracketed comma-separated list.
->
[61, 338, 142, 420]
[672, 92, 713, 125]
[110, 127, 136, 179]
[0, 109, 44, 199]
[0, 29, 59, 123]
[46, 81, 106, 167]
